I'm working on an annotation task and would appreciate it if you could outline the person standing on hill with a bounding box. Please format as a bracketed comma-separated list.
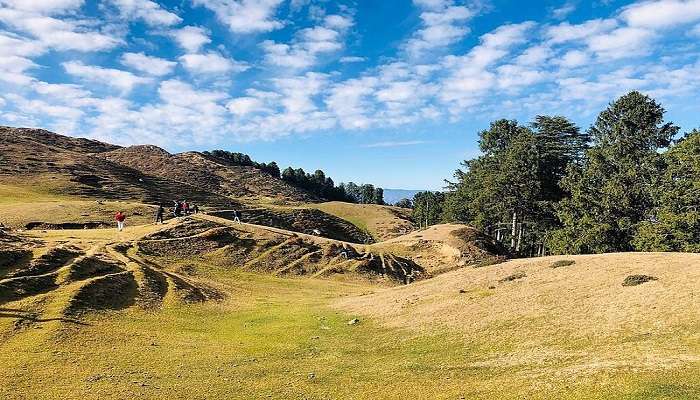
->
[233, 209, 241, 224]
[192, 204, 199, 214]
[183, 201, 190, 215]
[155, 204, 164, 224]
[173, 200, 182, 217]
[115, 211, 126, 231]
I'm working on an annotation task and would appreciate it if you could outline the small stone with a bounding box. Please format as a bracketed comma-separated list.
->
[308, 372, 315, 380]
[348, 318, 360, 325]
[458, 289, 467, 294]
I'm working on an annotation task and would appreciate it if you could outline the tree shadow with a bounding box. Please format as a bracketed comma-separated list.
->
[0, 308, 90, 326]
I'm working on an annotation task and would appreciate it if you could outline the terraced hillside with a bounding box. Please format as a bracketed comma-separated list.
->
[0, 216, 426, 337]
[0, 226, 224, 338]
[211, 207, 374, 243]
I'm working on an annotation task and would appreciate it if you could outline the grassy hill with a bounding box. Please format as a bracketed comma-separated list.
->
[304, 201, 414, 241]
[1, 230, 697, 398]
[1, 126, 698, 399]
[0, 126, 313, 208]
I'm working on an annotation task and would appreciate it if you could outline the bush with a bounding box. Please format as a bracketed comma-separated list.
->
[622, 275, 658, 286]
[550, 259, 575, 268]
[498, 271, 526, 283]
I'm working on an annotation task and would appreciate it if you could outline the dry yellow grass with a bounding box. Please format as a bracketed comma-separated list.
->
[370, 223, 503, 274]
[305, 201, 414, 241]
[337, 253, 700, 380]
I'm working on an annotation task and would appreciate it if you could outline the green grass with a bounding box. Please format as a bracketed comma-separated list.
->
[1, 265, 698, 399]
[0, 183, 71, 204]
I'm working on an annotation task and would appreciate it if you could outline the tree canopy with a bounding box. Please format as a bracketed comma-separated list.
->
[440, 91, 692, 256]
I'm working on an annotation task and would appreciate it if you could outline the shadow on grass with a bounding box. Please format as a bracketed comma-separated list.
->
[0, 308, 90, 326]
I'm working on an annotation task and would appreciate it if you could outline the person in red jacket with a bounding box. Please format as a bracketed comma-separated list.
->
[115, 211, 126, 231]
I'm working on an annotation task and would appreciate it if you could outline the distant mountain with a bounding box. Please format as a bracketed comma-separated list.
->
[382, 189, 424, 205]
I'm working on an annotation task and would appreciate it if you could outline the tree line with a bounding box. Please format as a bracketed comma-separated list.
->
[397, 91, 699, 255]
[204, 150, 384, 204]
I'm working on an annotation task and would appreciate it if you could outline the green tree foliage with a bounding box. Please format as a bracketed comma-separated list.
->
[444, 120, 541, 251]
[550, 91, 679, 254]
[412, 191, 444, 228]
[373, 187, 385, 205]
[206, 150, 280, 177]
[344, 182, 361, 203]
[395, 198, 413, 209]
[632, 129, 700, 251]
[443, 116, 588, 254]
[360, 184, 375, 204]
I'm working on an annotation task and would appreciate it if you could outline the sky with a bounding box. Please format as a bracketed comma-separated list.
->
[1, 0, 700, 190]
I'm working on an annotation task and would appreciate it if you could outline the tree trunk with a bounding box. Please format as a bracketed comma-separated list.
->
[510, 211, 517, 250]
[515, 223, 523, 253]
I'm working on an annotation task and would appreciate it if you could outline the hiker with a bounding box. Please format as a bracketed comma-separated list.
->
[173, 200, 182, 217]
[232, 209, 241, 224]
[183, 200, 190, 215]
[192, 204, 199, 214]
[115, 211, 126, 231]
[155, 204, 164, 224]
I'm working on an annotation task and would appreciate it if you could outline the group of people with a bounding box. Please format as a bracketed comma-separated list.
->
[116, 202, 249, 232]
[115, 201, 202, 231]
[171, 200, 199, 218]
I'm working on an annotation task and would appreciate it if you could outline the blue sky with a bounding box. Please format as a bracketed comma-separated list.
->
[1, 0, 700, 190]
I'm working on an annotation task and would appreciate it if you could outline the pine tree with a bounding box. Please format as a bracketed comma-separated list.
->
[632, 129, 700, 251]
[550, 91, 678, 254]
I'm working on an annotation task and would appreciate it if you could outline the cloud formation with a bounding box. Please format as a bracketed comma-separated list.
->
[0, 0, 699, 148]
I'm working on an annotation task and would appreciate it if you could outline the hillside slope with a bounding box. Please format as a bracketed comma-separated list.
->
[0, 126, 315, 207]
[370, 223, 506, 274]
[337, 252, 700, 378]
[305, 201, 414, 241]
[101, 146, 314, 204]
[0, 127, 234, 207]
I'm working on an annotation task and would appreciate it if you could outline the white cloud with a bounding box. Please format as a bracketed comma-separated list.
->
[262, 14, 352, 69]
[558, 49, 589, 67]
[109, 0, 181, 26]
[272, 72, 328, 113]
[326, 77, 377, 129]
[515, 45, 552, 66]
[621, 0, 700, 29]
[339, 56, 366, 63]
[170, 26, 211, 52]
[121, 52, 176, 76]
[546, 19, 617, 44]
[440, 22, 536, 110]
[412, 0, 451, 10]
[551, 2, 577, 19]
[192, 0, 284, 33]
[586, 27, 656, 59]
[158, 79, 227, 108]
[0, 0, 84, 14]
[0, 55, 37, 84]
[406, 3, 474, 57]
[0, 7, 120, 52]
[0, 32, 42, 84]
[324, 14, 353, 30]
[226, 97, 266, 116]
[261, 41, 315, 69]
[179, 52, 248, 74]
[63, 61, 151, 92]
